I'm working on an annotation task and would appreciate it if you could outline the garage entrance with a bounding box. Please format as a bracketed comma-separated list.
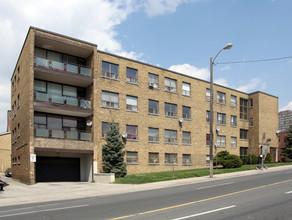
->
[36, 156, 80, 182]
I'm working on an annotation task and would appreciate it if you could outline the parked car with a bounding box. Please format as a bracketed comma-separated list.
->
[5, 168, 12, 177]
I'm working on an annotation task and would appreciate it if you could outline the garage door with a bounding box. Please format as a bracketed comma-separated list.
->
[36, 156, 80, 182]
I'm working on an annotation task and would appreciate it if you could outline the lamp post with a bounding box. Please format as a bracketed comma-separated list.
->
[209, 43, 232, 178]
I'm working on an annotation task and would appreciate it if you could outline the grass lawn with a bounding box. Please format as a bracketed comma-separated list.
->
[114, 162, 292, 184]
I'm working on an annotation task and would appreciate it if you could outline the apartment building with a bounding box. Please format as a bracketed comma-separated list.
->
[277, 110, 292, 161]
[11, 27, 279, 184]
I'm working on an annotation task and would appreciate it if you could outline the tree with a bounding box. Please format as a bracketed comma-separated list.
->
[281, 125, 292, 160]
[102, 122, 127, 177]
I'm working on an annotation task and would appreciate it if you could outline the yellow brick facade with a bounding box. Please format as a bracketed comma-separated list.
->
[0, 132, 11, 173]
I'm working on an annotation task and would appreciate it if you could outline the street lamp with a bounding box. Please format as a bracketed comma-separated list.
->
[209, 43, 232, 178]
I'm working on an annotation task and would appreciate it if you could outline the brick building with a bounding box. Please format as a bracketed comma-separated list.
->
[11, 27, 279, 184]
[277, 110, 292, 161]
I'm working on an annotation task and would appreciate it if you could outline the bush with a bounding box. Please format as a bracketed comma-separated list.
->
[243, 154, 258, 165]
[264, 153, 273, 163]
[213, 150, 229, 166]
[222, 154, 243, 168]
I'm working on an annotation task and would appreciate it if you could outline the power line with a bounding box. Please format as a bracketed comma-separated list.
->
[215, 55, 292, 65]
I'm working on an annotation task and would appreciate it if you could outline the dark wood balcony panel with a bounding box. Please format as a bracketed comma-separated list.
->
[34, 66, 93, 87]
[34, 101, 93, 117]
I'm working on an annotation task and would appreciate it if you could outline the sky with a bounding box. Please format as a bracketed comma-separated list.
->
[0, 0, 291, 133]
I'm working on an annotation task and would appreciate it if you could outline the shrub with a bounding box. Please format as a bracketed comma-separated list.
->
[243, 154, 258, 165]
[222, 154, 243, 168]
[264, 153, 273, 163]
[213, 150, 229, 166]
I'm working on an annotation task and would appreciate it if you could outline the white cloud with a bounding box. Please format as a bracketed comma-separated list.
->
[280, 101, 292, 111]
[214, 78, 229, 87]
[168, 63, 209, 80]
[236, 78, 266, 93]
[220, 65, 230, 71]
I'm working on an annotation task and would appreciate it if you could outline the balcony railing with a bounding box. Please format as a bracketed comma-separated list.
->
[34, 91, 92, 109]
[34, 56, 92, 77]
[35, 128, 91, 141]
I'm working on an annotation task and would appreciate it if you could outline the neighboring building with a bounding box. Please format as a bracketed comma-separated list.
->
[11, 27, 279, 184]
[278, 110, 292, 162]
[0, 111, 12, 173]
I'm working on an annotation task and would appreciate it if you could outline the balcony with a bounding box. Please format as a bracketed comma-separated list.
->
[35, 128, 91, 141]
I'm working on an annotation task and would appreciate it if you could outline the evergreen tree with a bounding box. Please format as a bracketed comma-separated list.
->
[102, 122, 127, 177]
[282, 125, 292, 160]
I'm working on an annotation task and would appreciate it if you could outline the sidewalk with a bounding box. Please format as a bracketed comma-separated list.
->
[0, 165, 291, 207]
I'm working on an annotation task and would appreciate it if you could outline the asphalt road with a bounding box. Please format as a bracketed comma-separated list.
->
[0, 169, 291, 220]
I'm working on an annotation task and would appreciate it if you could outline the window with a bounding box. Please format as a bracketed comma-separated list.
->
[126, 95, 138, 111]
[250, 99, 254, 108]
[182, 154, 191, 165]
[148, 152, 159, 164]
[165, 103, 177, 117]
[165, 153, 177, 164]
[216, 135, 226, 148]
[240, 147, 248, 160]
[164, 78, 177, 92]
[182, 82, 190, 96]
[148, 73, 159, 89]
[148, 128, 159, 142]
[240, 98, 248, 120]
[102, 61, 119, 79]
[182, 131, 191, 144]
[127, 125, 138, 140]
[17, 66, 20, 80]
[206, 155, 210, 166]
[206, 89, 210, 101]
[165, 129, 177, 143]
[217, 113, 226, 125]
[250, 118, 254, 127]
[17, 123, 20, 137]
[126, 67, 138, 84]
[102, 122, 109, 138]
[206, 134, 210, 146]
[231, 137, 237, 148]
[240, 129, 248, 140]
[149, 100, 159, 114]
[206, 111, 210, 123]
[102, 91, 119, 108]
[231, 115, 237, 127]
[17, 94, 20, 109]
[126, 151, 138, 164]
[231, 95, 237, 107]
[217, 92, 226, 104]
[34, 80, 47, 92]
[182, 106, 191, 119]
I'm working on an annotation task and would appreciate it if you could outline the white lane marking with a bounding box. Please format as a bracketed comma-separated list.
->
[0, 203, 66, 213]
[197, 182, 234, 189]
[285, 191, 292, 194]
[171, 205, 236, 220]
[0, 204, 89, 218]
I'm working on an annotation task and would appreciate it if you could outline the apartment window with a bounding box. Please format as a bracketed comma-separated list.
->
[18, 156, 20, 165]
[17, 123, 20, 137]
[102, 122, 109, 138]
[217, 92, 226, 104]
[17, 94, 20, 109]
[34, 80, 47, 92]
[17, 66, 20, 80]
[240, 147, 248, 160]
[102, 91, 119, 108]
[164, 77, 177, 93]
[216, 136, 226, 148]
[250, 99, 254, 108]
[182, 154, 191, 165]
[148, 73, 159, 89]
[217, 113, 226, 125]
[127, 125, 138, 140]
[182, 131, 191, 144]
[182, 82, 190, 96]
[148, 152, 159, 164]
[231, 137, 237, 148]
[126, 151, 138, 164]
[126, 67, 138, 84]
[102, 61, 119, 79]
[240, 129, 248, 140]
[148, 100, 159, 114]
[240, 98, 248, 120]
[148, 128, 159, 142]
[230, 95, 237, 107]
[126, 95, 138, 111]
[182, 106, 191, 119]
[165, 153, 177, 164]
[231, 115, 237, 127]
[165, 103, 177, 117]
[206, 155, 210, 166]
[165, 129, 177, 143]
[206, 89, 210, 101]
[206, 134, 210, 146]
[206, 111, 210, 123]
[250, 118, 254, 127]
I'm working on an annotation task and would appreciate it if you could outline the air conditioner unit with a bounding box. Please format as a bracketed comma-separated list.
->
[149, 82, 154, 88]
